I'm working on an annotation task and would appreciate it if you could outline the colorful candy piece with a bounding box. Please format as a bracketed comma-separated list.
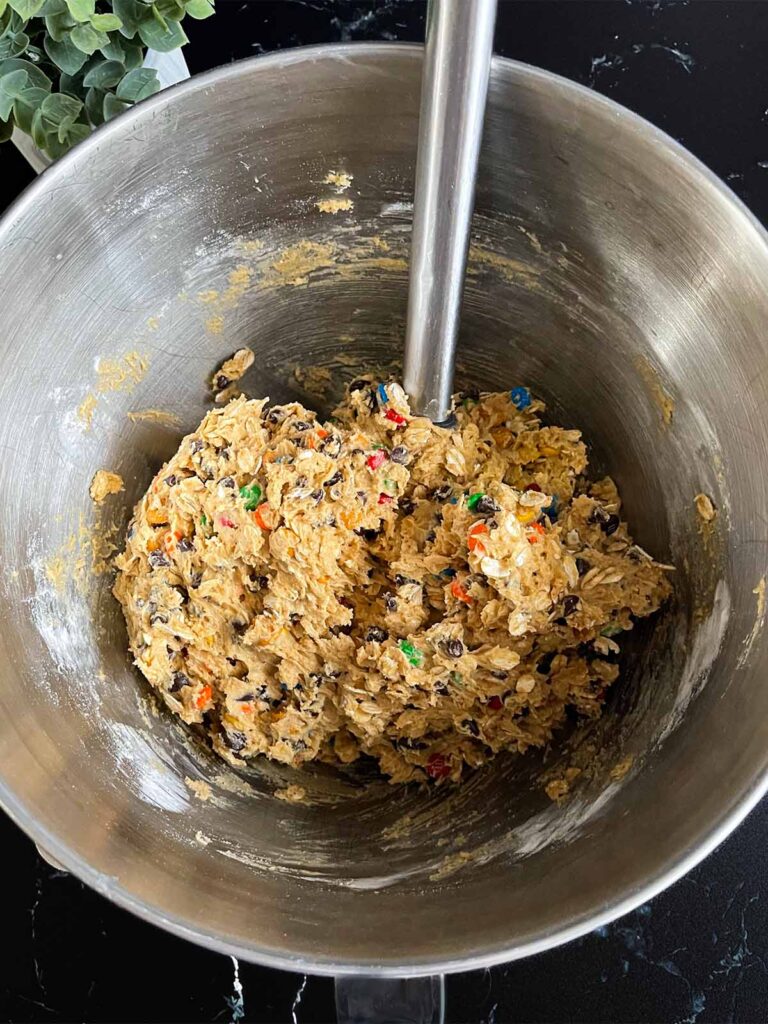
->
[366, 450, 389, 471]
[467, 521, 489, 552]
[510, 385, 532, 410]
[251, 503, 274, 530]
[450, 579, 473, 605]
[398, 639, 423, 667]
[377, 383, 389, 405]
[426, 753, 451, 779]
[466, 491, 484, 511]
[239, 482, 262, 511]
[487, 695, 504, 710]
[385, 408, 407, 425]
[378, 492, 394, 505]
[543, 495, 559, 520]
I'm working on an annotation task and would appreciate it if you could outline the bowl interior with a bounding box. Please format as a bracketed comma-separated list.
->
[1, 47, 768, 972]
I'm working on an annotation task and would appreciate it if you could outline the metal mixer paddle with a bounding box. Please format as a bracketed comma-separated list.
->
[403, 0, 498, 423]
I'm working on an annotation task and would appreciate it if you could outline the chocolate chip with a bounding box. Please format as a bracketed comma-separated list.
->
[575, 557, 590, 575]
[390, 445, 409, 465]
[190, 571, 203, 588]
[396, 737, 428, 750]
[149, 612, 168, 625]
[190, 439, 204, 453]
[294, 420, 312, 432]
[267, 407, 286, 424]
[602, 514, 620, 536]
[358, 527, 380, 542]
[399, 498, 416, 516]
[395, 574, 417, 586]
[289, 613, 301, 625]
[431, 485, 452, 501]
[461, 718, 480, 737]
[223, 730, 247, 753]
[220, 476, 235, 488]
[324, 470, 342, 487]
[148, 550, 170, 569]
[563, 595, 580, 617]
[365, 625, 388, 643]
[435, 681, 450, 696]
[330, 623, 353, 637]
[426, 530, 436, 542]
[170, 671, 190, 692]
[348, 379, 369, 392]
[460, 387, 480, 402]
[164, 474, 178, 486]
[177, 538, 194, 553]
[490, 670, 508, 680]
[589, 506, 609, 525]
[384, 593, 398, 612]
[311, 489, 323, 503]
[214, 373, 230, 390]
[536, 652, 556, 675]
[442, 639, 464, 658]
[232, 620, 248, 636]
[475, 496, 501, 515]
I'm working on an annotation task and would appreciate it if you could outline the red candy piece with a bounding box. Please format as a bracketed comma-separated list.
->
[219, 516, 236, 529]
[426, 753, 451, 779]
[378, 492, 394, 505]
[366, 450, 389, 470]
[526, 483, 542, 492]
[487, 695, 504, 710]
[385, 408, 407, 426]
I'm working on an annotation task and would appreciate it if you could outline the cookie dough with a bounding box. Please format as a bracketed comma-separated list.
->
[114, 380, 672, 783]
[90, 469, 124, 503]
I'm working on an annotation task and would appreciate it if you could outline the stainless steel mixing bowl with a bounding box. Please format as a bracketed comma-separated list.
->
[0, 44, 766, 979]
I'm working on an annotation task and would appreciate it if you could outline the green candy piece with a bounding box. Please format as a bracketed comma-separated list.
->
[466, 492, 484, 511]
[200, 513, 207, 526]
[239, 482, 262, 511]
[398, 639, 423, 667]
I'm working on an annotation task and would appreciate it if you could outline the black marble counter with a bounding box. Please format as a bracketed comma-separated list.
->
[4, 2, 768, 1021]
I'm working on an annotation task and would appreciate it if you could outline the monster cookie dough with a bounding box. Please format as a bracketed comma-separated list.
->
[114, 381, 672, 783]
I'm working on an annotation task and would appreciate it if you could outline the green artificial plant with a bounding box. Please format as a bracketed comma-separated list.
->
[0, 0, 214, 158]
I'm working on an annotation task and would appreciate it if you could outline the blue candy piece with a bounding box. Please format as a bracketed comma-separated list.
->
[448, 496, 458, 505]
[510, 386, 532, 410]
[543, 495, 559, 520]
[377, 383, 389, 405]
[440, 567, 457, 578]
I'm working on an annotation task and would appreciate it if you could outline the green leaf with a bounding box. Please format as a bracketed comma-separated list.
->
[102, 89, 128, 119]
[136, 13, 185, 51]
[44, 31, 89, 73]
[115, 64, 157, 101]
[58, 69, 82, 95]
[83, 57, 123, 87]
[150, 3, 167, 30]
[90, 12, 121, 30]
[8, 0, 46, 17]
[69, 21, 107, 54]
[121, 39, 143, 67]
[0, 67, 27, 119]
[99, 31, 124, 60]
[154, 0, 184, 22]
[0, 112, 12, 141]
[65, 0, 94, 21]
[0, 0, 9, 17]
[84, 82, 102, 123]
[0, 56, 51, 89]
[44, 8, 76, 41]
[0, 28, 29, 58]
[12, 83, 48, 132]
[38, 89, 82, 124]
[183, 0, 214, 18]
[30, 103, 46, 146]
[39, 0, 68, 15]
[112, 0, 141, 36]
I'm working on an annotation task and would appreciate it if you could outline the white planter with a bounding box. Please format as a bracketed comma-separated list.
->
[11, 47, 190, 173]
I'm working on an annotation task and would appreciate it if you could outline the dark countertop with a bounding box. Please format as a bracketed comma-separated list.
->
[3, 2, 768, 1022]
